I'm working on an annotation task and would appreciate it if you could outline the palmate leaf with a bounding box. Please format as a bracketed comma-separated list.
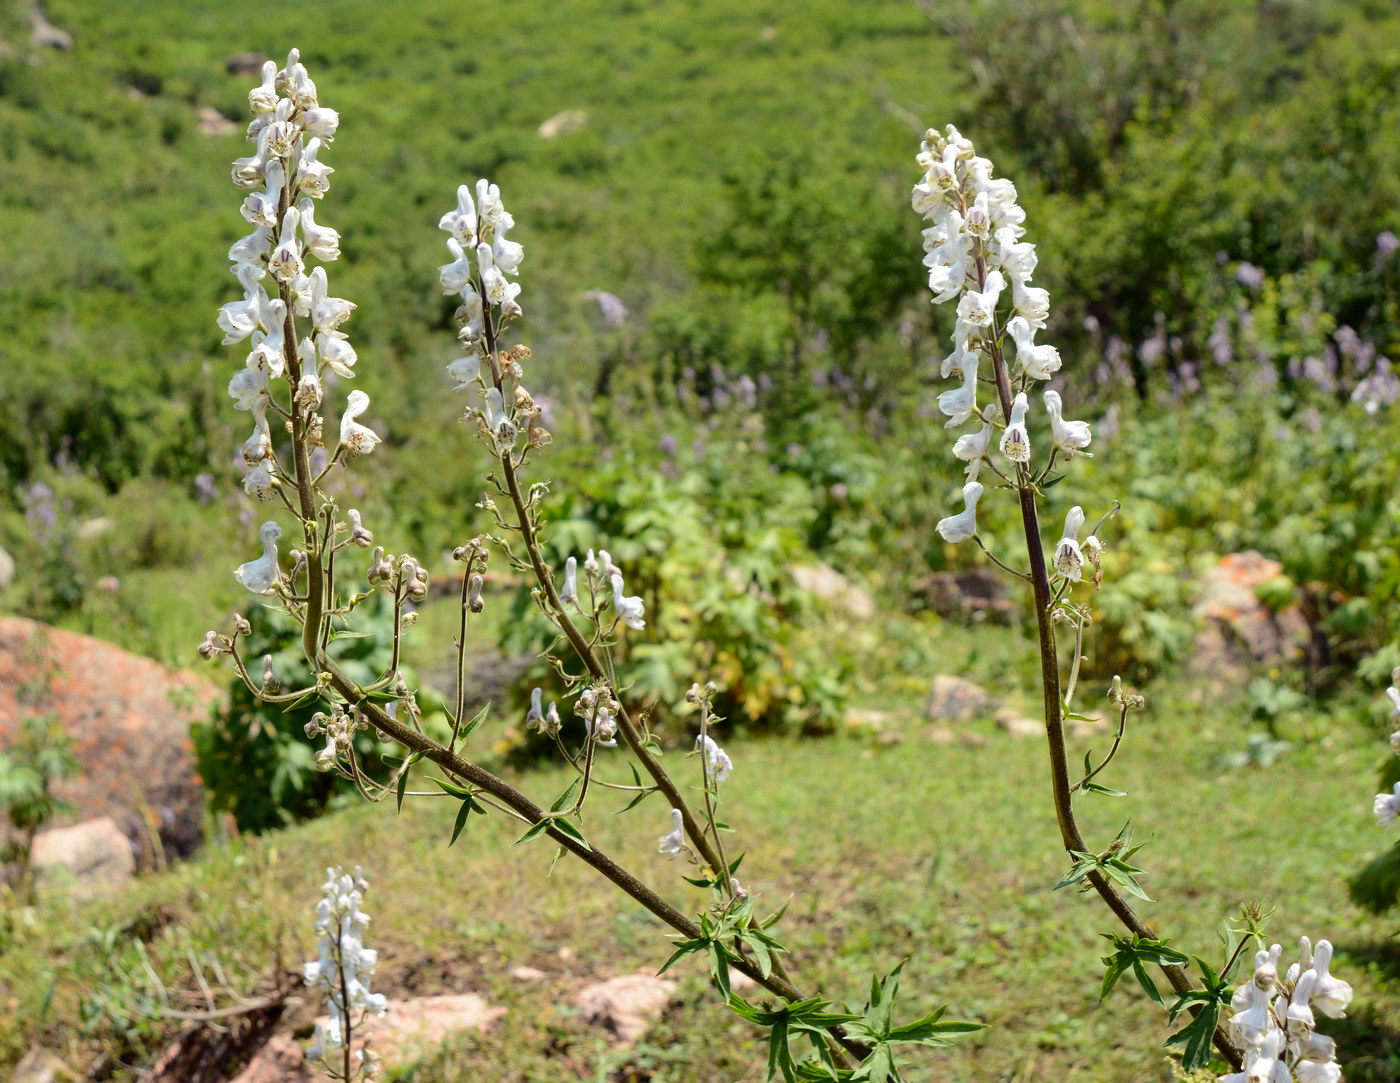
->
[1164, 956, 1234, 1071]
[1099, 935, 1190, 1005]
[1164, 1001, 1222, 1071]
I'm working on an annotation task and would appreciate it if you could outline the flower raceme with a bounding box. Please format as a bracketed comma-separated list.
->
[303, 866, 387, 1077]
[1220, 938, 1351, 1083]
[912, 125, 1100, 559]
[221, 49, 381, 592]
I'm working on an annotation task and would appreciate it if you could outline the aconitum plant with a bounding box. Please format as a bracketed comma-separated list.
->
[201, 50, 981, 1080]
[912, 123, 1353, 1080]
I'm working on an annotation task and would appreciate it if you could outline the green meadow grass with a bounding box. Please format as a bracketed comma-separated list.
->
[3, 677, 1397, 1081]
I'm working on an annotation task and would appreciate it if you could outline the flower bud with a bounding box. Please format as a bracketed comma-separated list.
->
[262, 654, 280, 692]
[198, 631, 224, 660]
[234, 613, 252, 636]
[347, 508, 373, 548]
[467, 573, 485, 613]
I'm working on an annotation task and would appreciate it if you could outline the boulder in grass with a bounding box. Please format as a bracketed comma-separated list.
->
[231, 996, 506, 1081]
[537, 109, 588, 139]
[0, 618, 220, 863]
[1190, 551, 1311, 679]
[575, 974, 677, 1045]
[30, 817, 134, 890]
[923, 675, 997, 722]
[790, 563, 877, 620]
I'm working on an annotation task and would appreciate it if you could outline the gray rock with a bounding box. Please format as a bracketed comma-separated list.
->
[995, 709, 1043, 739]
[916, 568, 1013, 622]
[538, 109, 588, 139]
[30, 817, 134, 889]
[791, 563, 876, 619]
[575, 973, 677, 1045]
[30, 2, 72, 50]
[14, 1048, 65, 1083]
[924, 675, 997, 722]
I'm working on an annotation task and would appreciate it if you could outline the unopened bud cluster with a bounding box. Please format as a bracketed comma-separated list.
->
[911, 126, 1094, 549]
[303, 865, 387, 1077]
[1221, 938, 1351, 1082]
[306, 705, 369, 773]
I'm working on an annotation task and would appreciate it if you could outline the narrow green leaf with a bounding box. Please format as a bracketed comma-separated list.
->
[448, 797, 472, 846]
[429, 776, 473, 799]
[550, 776, 582, 813]
[458, 702, 490, 741]
[551, 816, 592, 851]
[395, 768, 410, 813]
[514, 818, 552, 846]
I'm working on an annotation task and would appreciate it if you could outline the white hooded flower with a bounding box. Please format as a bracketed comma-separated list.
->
[1044, 389, 1093, 457]
[482, 387, 517, 453]
[611, 573, 646, 630]
[298, 198, 341, 261]
[242, 460, 276, 501]
[268, 206, 305, 283]
[300, 106, 339, 141]
[938, 351, 980, 429]
[240, 396, 273, 465]
[475, 177, 514, 237]
[439, 183, 478, 246]
[309, 267, 355, 335]
[217, 263, 272, 345]
[658, 808, 684, 856]
[1000, 392, 1032, 463]
[936, 481, 983, 543]
[955, 269, 1005, 328]
[296, 137, 334, 199]
[1052, 506, 1085, 581]
[525, 687, 546, 732]
[478, 243, 522, 315]
[446, 354, 480, 390]
[1007, 316, 1062, 380]
[234, 520, 282, 594]
[1012, 280, 1050, 329]
[1309, 940, 1352, 1018]
[951, 403, 997, 480]
[248, 60, 278, 116]
[440, 237, 475, 296]
[240, 159, 284, 229]
[1375, 782, 1400, 826]
[697, 734, 732, 782]
[339, 390, 381, 455]
[559, 555, 578, 604]
[228, 364, 269, 410]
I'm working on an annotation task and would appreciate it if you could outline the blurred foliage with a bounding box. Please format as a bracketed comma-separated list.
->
[2, 0, 1400, 735]
[501, 413, 855, 736]
[0, 715, 78, 875]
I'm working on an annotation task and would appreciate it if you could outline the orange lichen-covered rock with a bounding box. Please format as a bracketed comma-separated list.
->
[0, 617, 221, 862]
